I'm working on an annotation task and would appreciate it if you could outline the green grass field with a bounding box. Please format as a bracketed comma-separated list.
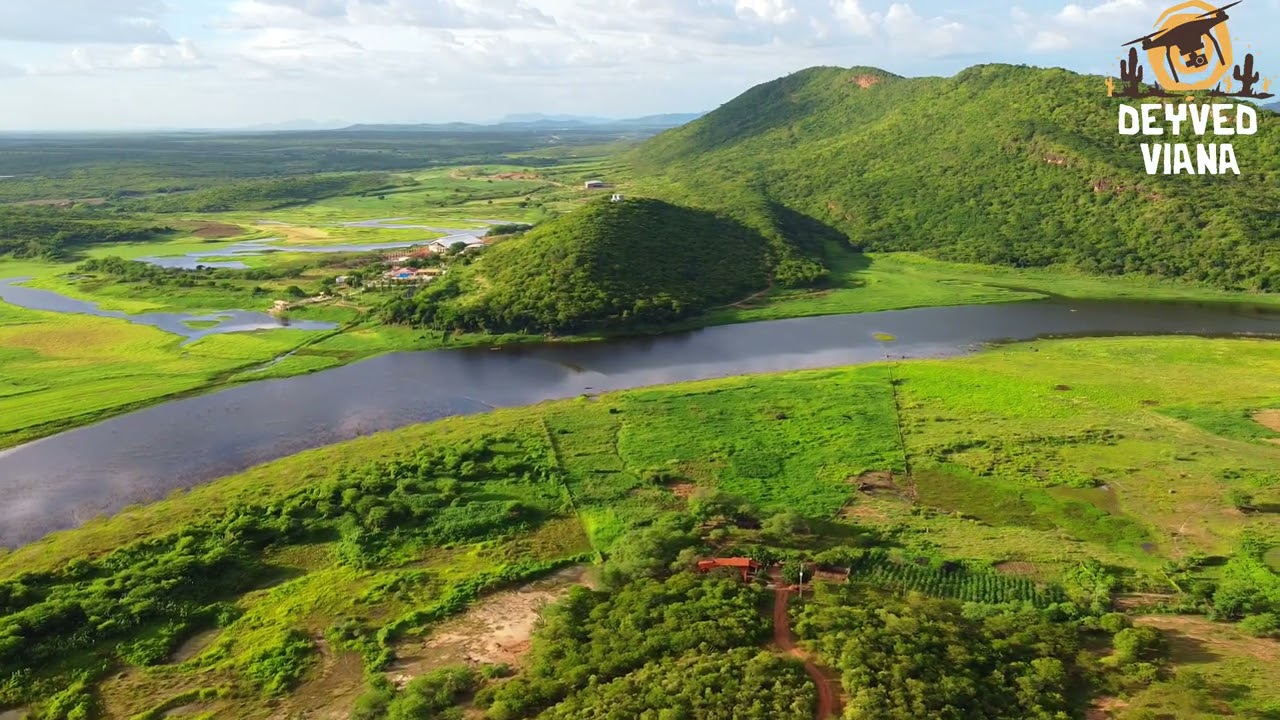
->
[1, 336, 1276, 718]
[700, 251, 1280, 324]
[0, 304, 335, 448]
[4, 156, 1280, 453]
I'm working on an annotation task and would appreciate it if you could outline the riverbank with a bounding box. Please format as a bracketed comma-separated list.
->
[2, 250, 1279, 451]
[2, 335, 1276, 718]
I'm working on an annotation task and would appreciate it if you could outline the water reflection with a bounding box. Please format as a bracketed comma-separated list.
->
[0, 297, 1277, 547]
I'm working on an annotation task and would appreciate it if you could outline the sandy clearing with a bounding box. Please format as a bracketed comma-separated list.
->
[261, 224, 332, 243]
[1253, 409, 1280, 432]
[1136, 614, 1280, 663]
[387, 566, 594, 688]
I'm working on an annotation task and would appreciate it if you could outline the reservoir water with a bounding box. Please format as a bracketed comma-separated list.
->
[1, 297, 1278, 547]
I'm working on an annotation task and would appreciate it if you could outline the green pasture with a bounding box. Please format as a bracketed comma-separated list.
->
[0, 305, 332, 448]
[2, 336, 1277, 717]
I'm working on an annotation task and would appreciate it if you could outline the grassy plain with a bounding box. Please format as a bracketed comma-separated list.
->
[4, 152, 1280, 450]
[701, 251, 1280, 325]
[0, 302, 334, 447]
[0, 336, 1276, 718]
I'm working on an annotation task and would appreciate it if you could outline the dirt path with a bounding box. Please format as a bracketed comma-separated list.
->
[773, 586, 841, 720]
[727, 279, 776, 309]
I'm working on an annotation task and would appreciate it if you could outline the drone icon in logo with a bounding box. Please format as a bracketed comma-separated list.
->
[1123, 0, 1237, 90]
[1108, 0, 1273, 98]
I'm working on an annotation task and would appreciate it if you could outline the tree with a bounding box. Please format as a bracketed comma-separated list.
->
[1111, 626, 1167, 665]
[1238, 613, 1279, 638]
[687, 488, 745, 524]
[762, 512, 809, 539]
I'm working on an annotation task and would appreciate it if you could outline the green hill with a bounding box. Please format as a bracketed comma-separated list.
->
[629, 64, 1280, 291]
[382, 198, 772, 334]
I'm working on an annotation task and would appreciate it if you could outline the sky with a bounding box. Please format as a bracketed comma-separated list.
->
[0, 0, 1277, 130]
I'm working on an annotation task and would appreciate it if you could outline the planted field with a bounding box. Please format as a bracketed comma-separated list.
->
[1, 336, 1276, 718]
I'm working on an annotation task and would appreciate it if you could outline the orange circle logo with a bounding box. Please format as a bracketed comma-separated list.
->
[1143, 1, 1233, 91]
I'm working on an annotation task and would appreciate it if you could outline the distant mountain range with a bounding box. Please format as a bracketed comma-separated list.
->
[1264, 102, 1279, 113]
[340, 112, 704, 133]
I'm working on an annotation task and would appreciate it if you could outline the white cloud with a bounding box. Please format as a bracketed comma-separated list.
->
[0, 1, 173, 44]
[9, 0, 1273, 130]
[881, 3, 967, 57]
[831, 0, 879, 37]
[33, 38, 211, 75]
[735, 0, 800, 24]
[227, 0, 556, 30]
[1013, 0, 1161, 53]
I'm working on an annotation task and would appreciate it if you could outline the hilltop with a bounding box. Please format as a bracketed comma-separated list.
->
[382, 198, 772, 334]
[629, 64, 1280, 291]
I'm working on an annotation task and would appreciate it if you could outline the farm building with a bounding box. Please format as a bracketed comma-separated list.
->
[610, 193, 625, 202]
[428, 236, 487, 254]
[696, 557, 762, 581]
[584, 180, 606, 189]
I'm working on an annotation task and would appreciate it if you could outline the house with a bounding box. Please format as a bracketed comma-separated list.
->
[428, 236, 487, 254]
[696, 557, 762, 582]
[381, 267, 445, 283]
[610, 193, 625, 202]
[584, 180, 606, 189]
[335, 276, 349, 286]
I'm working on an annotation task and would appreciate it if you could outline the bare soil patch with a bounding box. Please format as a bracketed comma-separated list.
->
[270, 639, 365, 720]
[167, 629, 220, 664]
[668, 482, 697, 499]
[1253, 410, 1280, 432]
[852, 74, 881, 89]
[1137, 615, 1280, 664]
[1085, 696, 1128, 719]
[268, 225, 332, 243]
[849, 471, 908, 500]
[995, 561, 1039, 577]
[849, 470, 894, 488]
[388, 566, 594, 688]
[192, 222, 243, 239]
[1253, 410, 1280, 444]
[1113, 593, 1176, 611]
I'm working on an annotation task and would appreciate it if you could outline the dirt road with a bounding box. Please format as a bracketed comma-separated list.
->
[774, 586, 841, 720]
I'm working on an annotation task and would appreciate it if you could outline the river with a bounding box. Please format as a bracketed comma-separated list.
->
[0, 277, 336, 342]
[1, 297, 1278, 547]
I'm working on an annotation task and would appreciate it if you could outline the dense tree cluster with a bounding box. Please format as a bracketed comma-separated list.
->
[478, 573, 807, 719]
[123, 173, 405, 213]
[795, 589, 1098, 720]
[538, 648, 814, 720]
[632, 64, 1280, 291]
[382, 198, 781, 334]
[77, 255, 307, 286]
[0, 206, 168, 259]
[0, 435, 572, 709]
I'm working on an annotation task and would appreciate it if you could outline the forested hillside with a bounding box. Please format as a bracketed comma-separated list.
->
[382, 198, 776, 334]
[630, 65, 1280, 290]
